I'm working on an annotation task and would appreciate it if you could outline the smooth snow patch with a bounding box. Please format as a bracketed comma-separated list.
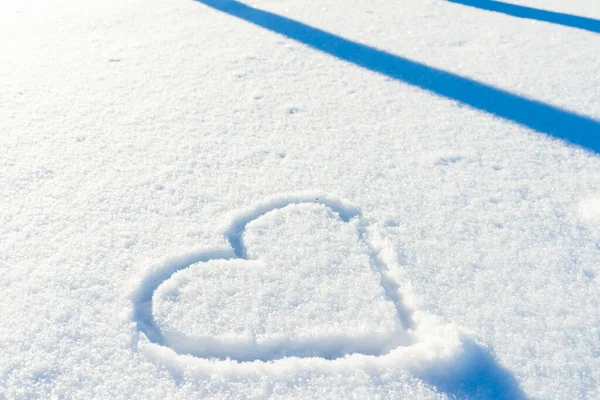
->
[579, 197, 600, 223]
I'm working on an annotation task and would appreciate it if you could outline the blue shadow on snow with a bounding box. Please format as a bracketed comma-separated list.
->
[419, 336, 526, 399]
[448, 0, 600, 34]
[195, 0, 600, 154]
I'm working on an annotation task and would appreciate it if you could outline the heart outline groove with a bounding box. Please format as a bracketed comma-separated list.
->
[128, 192, 526, 400]
[131, 192, 414, 362]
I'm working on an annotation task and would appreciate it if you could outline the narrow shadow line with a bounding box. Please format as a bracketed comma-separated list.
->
[448, 0, 600, 34]
[195, 0, 600, 154]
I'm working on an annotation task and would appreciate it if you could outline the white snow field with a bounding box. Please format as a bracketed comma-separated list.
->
[1, 0, 600, 398]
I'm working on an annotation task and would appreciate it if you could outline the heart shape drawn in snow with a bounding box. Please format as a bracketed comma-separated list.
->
[129, 192, 526, 399]
[153, 202, 409, 361]
[131, 193, 414, 361]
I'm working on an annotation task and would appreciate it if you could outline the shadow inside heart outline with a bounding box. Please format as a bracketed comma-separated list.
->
[131, 192, 414, 362]
[129, 192, 527, 399]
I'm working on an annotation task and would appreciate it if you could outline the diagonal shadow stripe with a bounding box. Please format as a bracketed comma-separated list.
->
[448, 0, 600, 34]
[195, 0, 600, 154]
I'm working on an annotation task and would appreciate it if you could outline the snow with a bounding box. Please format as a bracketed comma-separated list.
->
[1, 0, 600, 398]
[579, 198, 600, 223]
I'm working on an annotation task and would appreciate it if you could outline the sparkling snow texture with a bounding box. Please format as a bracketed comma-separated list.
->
[1, 0, 600, 399]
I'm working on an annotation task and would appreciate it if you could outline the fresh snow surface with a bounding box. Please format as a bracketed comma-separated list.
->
[1, 0, 600, 399]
